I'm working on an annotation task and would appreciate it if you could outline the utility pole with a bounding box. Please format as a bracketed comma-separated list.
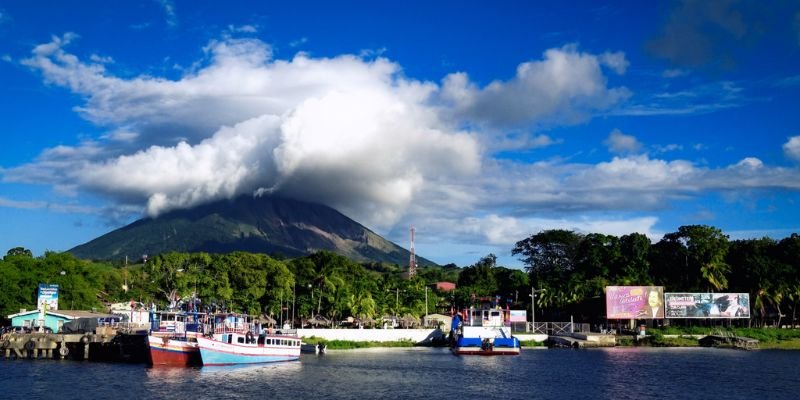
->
[425, 286, 428, 317]
[292, 282, 296, 329]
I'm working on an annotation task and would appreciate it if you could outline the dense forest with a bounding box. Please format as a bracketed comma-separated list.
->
[1, 225, 798, 327]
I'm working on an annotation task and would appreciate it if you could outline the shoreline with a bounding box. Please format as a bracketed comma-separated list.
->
[301, 333, 800, 350]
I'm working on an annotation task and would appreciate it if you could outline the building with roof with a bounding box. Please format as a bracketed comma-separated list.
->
[7, 309, 120, 333]
[435, 282, 456, 292]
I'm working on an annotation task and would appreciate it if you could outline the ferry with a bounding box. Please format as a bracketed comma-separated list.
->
[450, 307, 520, 355]
[147, 311, 205, 367]
[196, 314, 301, 366]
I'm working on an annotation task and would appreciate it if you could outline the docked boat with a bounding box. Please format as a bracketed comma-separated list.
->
[147, 311, 206, 367]
[196, 314, 301, 366]
[450, 307, 520, 355]
[148, 334, 201, 366]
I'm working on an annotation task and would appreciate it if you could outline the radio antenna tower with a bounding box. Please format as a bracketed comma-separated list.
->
[408, 226, 417, 278]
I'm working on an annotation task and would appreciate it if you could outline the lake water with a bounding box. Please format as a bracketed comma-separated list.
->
[2, 347, 799, 399]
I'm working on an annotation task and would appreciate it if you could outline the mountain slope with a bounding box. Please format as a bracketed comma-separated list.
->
[69, 195, 434, 266]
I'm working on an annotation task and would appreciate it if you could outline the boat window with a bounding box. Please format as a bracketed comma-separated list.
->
[237, 336, 245, 344]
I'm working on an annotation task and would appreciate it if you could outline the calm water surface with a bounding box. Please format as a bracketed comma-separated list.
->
[2, 347, 799, 399]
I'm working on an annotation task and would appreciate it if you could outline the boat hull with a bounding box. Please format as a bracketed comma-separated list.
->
[197, 335, 300, 366]
[451, 346, 520, 356]
[148, 335, 201, 366]
[452, 336, 521, 356]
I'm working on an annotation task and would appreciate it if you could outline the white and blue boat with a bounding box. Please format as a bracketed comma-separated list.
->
[450, 307, 520, 355]
[196, 314, 301, 366]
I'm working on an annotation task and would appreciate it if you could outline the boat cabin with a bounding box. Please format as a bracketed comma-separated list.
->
[218, 332, 301, 348]
[465, 307, 507, 328]
[149, 311, 205, 334]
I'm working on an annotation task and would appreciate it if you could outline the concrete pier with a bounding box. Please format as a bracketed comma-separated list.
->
[546, 333, 616, 348]
[699, 334, 759, 350]
[1, 327, 124, 361]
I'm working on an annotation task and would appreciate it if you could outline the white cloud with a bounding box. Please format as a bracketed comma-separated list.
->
[157, 0, 178, 28]
[441, 44, 631, 127]
[0, 196, 98, 214]
[289, 37, 308, 47]
[427, 214, 660, 247]
[653, 143, 683, 153]
[600, 51, 629, 74]
[662, 68, 688, 78]
[89, 54, 114, 64]
[604, 129, 642, 154]
[784, 135, 800, 161]
[8, 34, 800, 256]
[11, 35, 482, 225]
[229, 24, 258, 33]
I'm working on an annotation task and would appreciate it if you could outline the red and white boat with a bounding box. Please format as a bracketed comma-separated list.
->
[147, 311, 205, 367]
[148, 333, 202, 366]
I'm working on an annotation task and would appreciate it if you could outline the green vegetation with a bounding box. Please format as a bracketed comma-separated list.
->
[513, 227, 800, 328]
[1, 224, 799, 334]
[648, 332, 700, 347]
[301, 336, 416, 349]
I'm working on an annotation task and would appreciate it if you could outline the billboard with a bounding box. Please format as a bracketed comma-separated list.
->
[37, 283, 59, 311]
[606, 286, 664, 319]
[509, 310, 527, 322]
[665, 293, 750, 319]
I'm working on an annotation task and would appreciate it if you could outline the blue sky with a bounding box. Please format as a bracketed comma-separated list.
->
[1, 1, 799, 268]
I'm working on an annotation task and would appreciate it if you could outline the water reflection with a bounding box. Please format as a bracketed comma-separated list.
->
[198, 360, 302, 378]
[4, 348, 800, 399]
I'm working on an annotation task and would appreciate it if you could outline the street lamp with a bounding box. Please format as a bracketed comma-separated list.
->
[530, 288, 546, 333]
[424, 286, 428, 317]
[308, 284, 314, 319]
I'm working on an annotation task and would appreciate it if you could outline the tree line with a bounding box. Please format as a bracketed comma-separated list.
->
[1, 224, 798, 327]
[511, 225, 800, 327]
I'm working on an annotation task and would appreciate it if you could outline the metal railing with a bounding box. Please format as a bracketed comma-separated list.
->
[528, 322, 591, 334]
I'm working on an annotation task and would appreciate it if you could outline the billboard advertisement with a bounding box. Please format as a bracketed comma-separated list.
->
[665, 293, 750, 318]
[606, 286, 664, 319]
[37, 283, 59, 311]
[509, 310, 527, 322]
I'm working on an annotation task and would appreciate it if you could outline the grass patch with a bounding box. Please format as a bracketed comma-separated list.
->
[301, 336, 416, 349]
[650, 335, 699, 347]
[645, 327, 800, 349]
[759, 338, 800, 350]
[520, 340, 545, 347]
[616, 337, 635, 346]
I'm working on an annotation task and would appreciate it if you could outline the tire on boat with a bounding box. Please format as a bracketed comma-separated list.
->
[81, 335, 91, 344]
[25, 340, 36, 351]
[59, 346, 69, 356]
